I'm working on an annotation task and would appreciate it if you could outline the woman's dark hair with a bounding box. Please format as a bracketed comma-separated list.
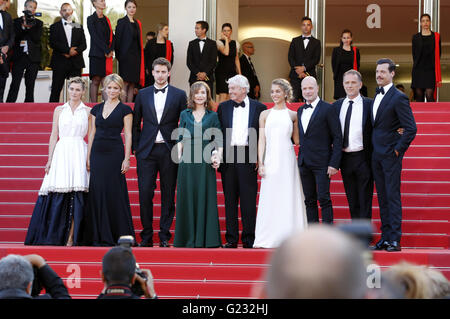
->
[420, 13, 431, 21]
[124, 0, 137, 8]
[340, 29, 353, 46]
[222, 23, 232, 30]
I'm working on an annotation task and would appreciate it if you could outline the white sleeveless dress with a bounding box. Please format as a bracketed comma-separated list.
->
[253, 108, 307, 248]
[39, 102, 90, 195]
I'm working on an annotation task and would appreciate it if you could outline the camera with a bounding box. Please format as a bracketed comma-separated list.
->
[117, 236, 148, 296]
[22, 10, 42, 27]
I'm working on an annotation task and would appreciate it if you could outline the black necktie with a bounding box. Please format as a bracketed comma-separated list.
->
[343, 100, 353, 149]
[234, 101, 245, 108]
[303, 104, 313, 109]
[376, 87, 385, 95]
[154, 87, 166, 94]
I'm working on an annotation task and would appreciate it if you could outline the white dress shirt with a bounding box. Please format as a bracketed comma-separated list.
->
[198, 37, 207, 53]
[231, 96, 250, 146]
[373, 82, 393, 121]
[154, 85, 168, 143]
[62, 18, 73, 47]
[301, 96, 320, 133]
[0, 13, 3, 30]
[340, 95, 364, 152]
[302, 34, 311, 49]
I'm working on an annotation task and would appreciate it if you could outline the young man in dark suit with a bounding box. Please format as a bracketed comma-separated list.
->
[288, 16, 321, 102]
[239, 41, 260, 100]
[332, 70, 373, 221]
[217, 74, 266, 248]
[6, 0, 42, 103]
[297, 76, 342, 224]
[132, 58, 187, 247]
[186, 21, 217, 94]
[49, 3, 86, 102]
[370, 58, 417, 252]
[0, 0, 14, 102]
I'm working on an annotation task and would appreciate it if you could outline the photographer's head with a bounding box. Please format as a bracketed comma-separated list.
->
[24, 0, 37, 14]
[102, 247, 136, 287]
[0, 255, 34, 295]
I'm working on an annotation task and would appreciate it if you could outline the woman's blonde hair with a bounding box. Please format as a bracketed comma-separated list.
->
[102, 74, 125, 99]
[188, 81, 214, 111]
[271, 78, 293, 102]
[68, 76, 86, 91]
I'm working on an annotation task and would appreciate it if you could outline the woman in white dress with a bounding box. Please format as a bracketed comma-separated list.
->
[253, 78, 307, 248]
[25, 77, 91, 246]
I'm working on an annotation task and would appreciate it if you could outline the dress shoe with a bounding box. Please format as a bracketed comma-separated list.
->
[223, 242, 237, 248]
[242, 243, 253, 248]
[369, 239, 389, 251]
[139, 241, 153, 247]
[386, 241, 401, 252]
[159, 240, 169, 247]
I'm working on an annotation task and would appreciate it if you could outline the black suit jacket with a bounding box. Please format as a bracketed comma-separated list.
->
[217, 98, 266, 168]
[371, 86, 417, 159]
[49, 20, 86, 70]
[11, 16, 42, 63]
[288, 35, 321, 80]
[0, 11, 14, 49]
[132, 85, 187, 159]
[333, 96, 373, 162]
[114, 16, 143, 62]
[186, 38, 217, 83]
[239, 54, 260, 95]
[297, 99, 342, 169]
[87, 12, 114, 58]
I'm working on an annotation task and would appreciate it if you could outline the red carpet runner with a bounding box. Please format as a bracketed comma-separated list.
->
[0, 102, 449, 298]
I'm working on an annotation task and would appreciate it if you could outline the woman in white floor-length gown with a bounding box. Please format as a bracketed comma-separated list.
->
[253, 79, 307, 248]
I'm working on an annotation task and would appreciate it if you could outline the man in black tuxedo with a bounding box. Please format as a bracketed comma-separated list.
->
[6, 0, 42, 103]
[0, 0, 14, 102]
[297, 76, 342, 224]
[49, 3, 86, 102]
[239, 41, 260, 100]
[288, 16, 321, 102]
[333, 70, 373, 220]
[217, 75, 266, 248]
[186, 21, 217, 94]
[132, 57, 187, 247]
[370, 58, 417, 252]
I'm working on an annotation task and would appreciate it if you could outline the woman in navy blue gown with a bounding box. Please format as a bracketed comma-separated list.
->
[82, 73, 135, 246]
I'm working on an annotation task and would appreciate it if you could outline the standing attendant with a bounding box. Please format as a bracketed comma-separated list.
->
[115, 0, 145, 102]
[239, 42, 260, 100]
[49, 3, 87, 103]
[411, 13, 441, 102]
[83, 74, 135, 246]
[6, 0, 42, 103]
[332, 70, 373, 220]
[173, 81, 222, 248]
[288, 16, 321, 102]
[87, 0, 114, 102]
[132, 58, 187, 247]
[144, 23, 173, 87]
[186, 21, 217, 95]
[215, 23, 241, 103]
[297, 76, 342, 224]
[0, 0, 14, 102]
[217, 75, 266, 248]
[370, 59, 417, 252]
[331, 29, 360, 100]
[25, 77, 90, 246]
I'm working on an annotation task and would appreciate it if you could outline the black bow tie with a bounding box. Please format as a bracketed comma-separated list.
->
[303, 104, 313, 109]
[154, 87, 167, 94]
[64, 22, 72, 26]
[376, 87, 385, 95]
[302, 36, 311, 40]
[234, 101, 245, 108]
[198, 39, 206, 42]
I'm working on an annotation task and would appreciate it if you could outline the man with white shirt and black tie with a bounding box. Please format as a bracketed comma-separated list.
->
[132, 58, 187, 247]
[288, 16, 321, 102]
[333, 70, 374, 221]
[369, 58, 417, 252]
[186, 21, 217, 94]
[49, 3, 86, 102]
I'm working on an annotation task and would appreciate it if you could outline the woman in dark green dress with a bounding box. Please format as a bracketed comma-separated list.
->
[174, 81, 223, 248]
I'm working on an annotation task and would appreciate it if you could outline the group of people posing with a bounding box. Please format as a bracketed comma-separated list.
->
[25, 51, 417, 252]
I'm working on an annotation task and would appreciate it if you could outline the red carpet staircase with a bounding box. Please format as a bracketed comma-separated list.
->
[0, 102, 449, 298]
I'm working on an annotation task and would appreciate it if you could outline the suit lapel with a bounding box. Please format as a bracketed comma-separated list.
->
[374, 86, 395, 125]
[248, 99, 256, 127]
[159, 86, 173, 123]
[147, 87, 158, 121]
[298, 106, 306, 138]
[227, 102, 234, 129]
[362, 98, 370, 127]
[305, 101, 321, 135]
